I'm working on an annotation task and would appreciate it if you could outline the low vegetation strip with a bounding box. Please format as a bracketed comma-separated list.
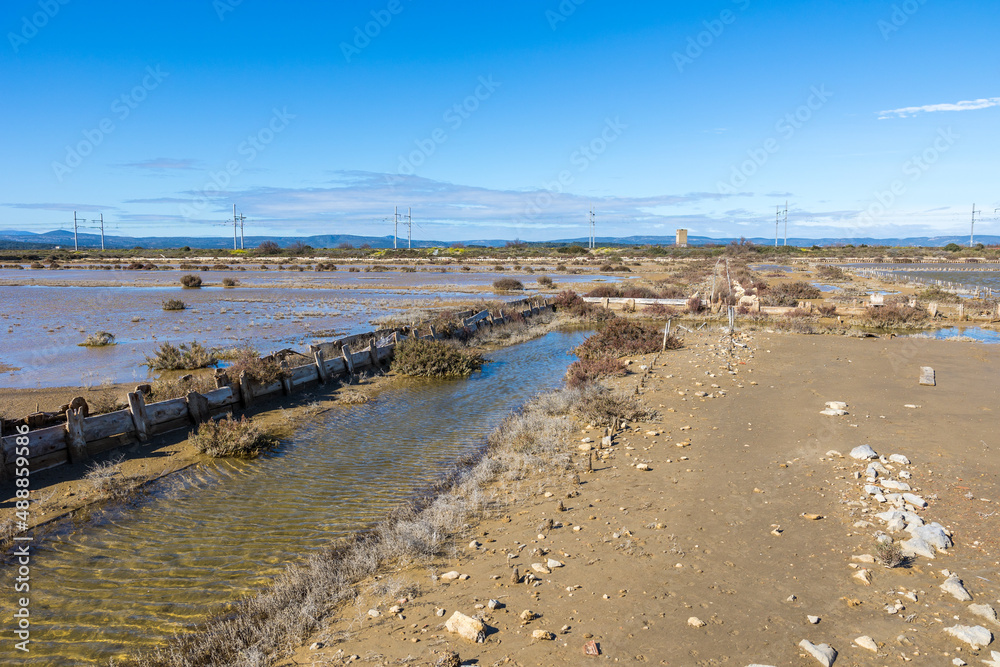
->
[391, 338, 485, 378]
[190, 415, 277, 458]
[575, 318, 680, 360]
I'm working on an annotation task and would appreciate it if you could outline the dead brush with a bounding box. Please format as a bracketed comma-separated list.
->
[144, 341, 217, 371]
[84, 455, 143, 502]
[148, 374, 216, 402]
[574, 385, 658, 426]
[190, 416, 277, 458]
[874, 540, 906, 568]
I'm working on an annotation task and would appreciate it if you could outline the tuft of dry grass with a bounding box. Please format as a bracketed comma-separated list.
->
[162, 299, 187, 311]
[148, 374, 217, 402]
[874, 540, 905, 568]
[565, 358, 627, 388]
[574, 384, 658, 426]
[190, 416, 277, 458]
[84, 456, 145, 502]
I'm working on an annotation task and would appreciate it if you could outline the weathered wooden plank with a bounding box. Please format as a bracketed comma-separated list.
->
[376, 344, 394, 362]
[251, 382, 283, 400]
[22, 448, 69, 474]
[919, 367, 936, 386]
[203, 386, 235, 410]
[88, 433, 136, 455]
[149, 416, 191, 437]
[145, 398, 189, 426]
[82, 409, 134, 442]
[314, 349, 328, 384]
[463, 310, 490, 327]
[289, 364, 318, 384]
[323, 356, 347, 377]
[342, 344, 355, 374]
[350, 349, 371, 369]
[187, 391, 210, 425]
[2, 424, 67, 459]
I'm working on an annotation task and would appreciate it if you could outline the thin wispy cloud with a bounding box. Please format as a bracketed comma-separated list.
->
[878, 97, 1000, 119]
[118, 158, 202, 170]
[3, 202, 117, 213]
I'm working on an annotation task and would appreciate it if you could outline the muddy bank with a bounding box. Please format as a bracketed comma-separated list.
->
[282, 329, 1000, 666]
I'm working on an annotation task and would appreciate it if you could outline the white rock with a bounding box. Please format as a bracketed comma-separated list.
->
[941, 575, 974, 601]
[886, 516, 906, 533]
[873, 493, 886, 503]
[546, 558, 564, 569]
[799, 639, 837, 666]
[889, 454, 910, 464]
[445, 611, 486, 643]
[863, 484, 880, 495]
[854, 635, 878, 652]
[531, 563, 551, 574]
[820, 409, 847, 416]
[825, 450, 843, 458]
[635, 463, 651, 471]
[867, 462, 890, 477]
[902, 493, 927, 508]
[851, 445, 878, 460]
[826, 401, 848, 410]
[909, 523, 952, 551]
[876, 510, 903, 523]
[532, 628, 555, 640]
[900, 536, 936, 559]
[970, 604, 999, 625]
[808, 615, 821, 624]
[982, 650, 1000, 667]
[882, 479, 911, 492]
[688, 616, 707, 627]
[468, 540, 480, 549]
[945, 624, 992, 649]
[853, 569, 873, 585]
[952, 658, 966, 666]
[440, 571, 461, 581]
[367, 608, 380, 618]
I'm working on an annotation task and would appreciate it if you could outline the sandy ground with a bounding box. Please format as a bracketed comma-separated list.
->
[279, 329, 1000, 667]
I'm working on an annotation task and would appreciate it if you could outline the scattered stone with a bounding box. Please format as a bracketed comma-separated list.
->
[487, 599, 501, 610]
[436, 608, 446, 617]
[510, 566, 520, 584]
[941, 574, 974, 601]
[445, 611, 486, 643]
[970, 604, 999, 625]
[801, 513, 823, 520]
[882, 479, 911, 492]
[851, 445, 878, 460]
[944, 624, 992, 649]
[786, 595, 797, 602]
[826, 401, 848, 410]
[820, 409, 847, 416]
[436, 652, 461, 667]
[468, 540, 480, 549]
[889, 454, 910, 464]
[688, 617, 707, 628]
[440, 571, 461, 581]
[952, 658, 966, 667]
[982, 650, 1000, 667]
[798, 639, 837, 666]
[853, 569, 873, 586]
[532, 629, 555, 640]
[309, 642, 324, 650]
[909, 522, 952, 551]
[531, 563, 551, 574]
[901, 537, 936, 559]
[854, 636, 878, 652]
[389, 605, 403, 614]
[635, 463, 651, 471]
[584, 640, 601, 656]
[851, 554, 875, 564]
[459, 573, 470, 580]
[825, 450, 844, 458]
[902, 493, 927, 508]
[808, 615, 821, 624]
[521, 609, 538, 621]
[547, 558, 564, 569]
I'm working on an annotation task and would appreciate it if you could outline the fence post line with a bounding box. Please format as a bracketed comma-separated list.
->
[127, 391, 150, 443]
[342, 344, 355, 374]
[65, 407, 89, 464]
[314, 349, 329, 384]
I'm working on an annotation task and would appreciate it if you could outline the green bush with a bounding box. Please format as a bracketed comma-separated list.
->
[191, 416, 276, 458]
[391, 338, 484, 377]
[145, 341, 217, 371]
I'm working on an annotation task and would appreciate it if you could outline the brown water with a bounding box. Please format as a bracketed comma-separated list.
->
[7, 330, 587, 665]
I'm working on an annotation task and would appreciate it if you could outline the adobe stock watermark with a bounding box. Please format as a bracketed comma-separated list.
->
[514, 117, 627, 225]
[673, 0, 750, 73]
[854, 127, 958, 228]
[51, 65, 169, 183]
[8, 0, 70, 54]
[385, 75, 501, 188]
[878, 0, 928, 40]
[213, 0, 243, 21]
[717, 84, 832, 195]
[341, 0, 411, 63]
[546, 0, 585, 30]
[180, 107, 295, 218]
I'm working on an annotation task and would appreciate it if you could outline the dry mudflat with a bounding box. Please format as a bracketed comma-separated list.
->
[282, 330, 1000, 667]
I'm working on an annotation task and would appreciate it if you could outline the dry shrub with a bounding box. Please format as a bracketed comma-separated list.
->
[874, 540, 905, 568]
[149, 374, 216, 402]
[574, 385, 658, 426]
[191, 416, 276, 458]
[575, 318, 667, 360]
[816, 265, 848, 280]
[493, 277, 524, 291]
[81, 331, 115, 347]
[180, 274, 202, 288]
[537, 275, 554, 287]
[566, 358, 626, 388]
[552, 290, 614, 321]
[145, 341, 217, 371]
[221, 277, 239, 287]
[162, 299, 186, 311]
[84, 456, 143, 502]
[643, 303, 678, 317]
[760, 280, 821, 306]
[784, 308, 813, 318]
[860, 304, 929, 328]
[225, 347, 285, 386]
[817, 304, 838, 317]
[391, 338, 484, 377]
[686, 297, 702, 313]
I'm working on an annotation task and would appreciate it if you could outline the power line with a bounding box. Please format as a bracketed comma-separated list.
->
[971, 203, 982, 247]
[783, 201, 788, 246]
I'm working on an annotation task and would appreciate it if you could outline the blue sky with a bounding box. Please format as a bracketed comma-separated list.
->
[2, 0, 998, 242]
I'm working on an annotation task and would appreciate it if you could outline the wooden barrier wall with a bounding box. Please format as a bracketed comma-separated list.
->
[0, 297, 553, 479]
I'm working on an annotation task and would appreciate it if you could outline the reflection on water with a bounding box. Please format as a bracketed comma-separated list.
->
[907, 326, 1000, 344]
[9, 330, 587, 665]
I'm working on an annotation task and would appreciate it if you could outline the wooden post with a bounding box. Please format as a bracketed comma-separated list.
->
[429, 325, 437, 339]
[314, 349, 329, 384]
[65, 407, 89, 464]
[919, 367, 936, 386]
[662, 320, 671, 351]
[186, 391, 210, 426]
[280, 360, 293, 395]
[342, 344, 355, 374]
[958, 303, 965, 321]
[368, 339, 379, 368]
[127, 391, 150, 443]
[238, 371, 253, 408]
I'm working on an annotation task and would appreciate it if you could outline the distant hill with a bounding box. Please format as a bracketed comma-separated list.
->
[0, 229, 997, 249]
